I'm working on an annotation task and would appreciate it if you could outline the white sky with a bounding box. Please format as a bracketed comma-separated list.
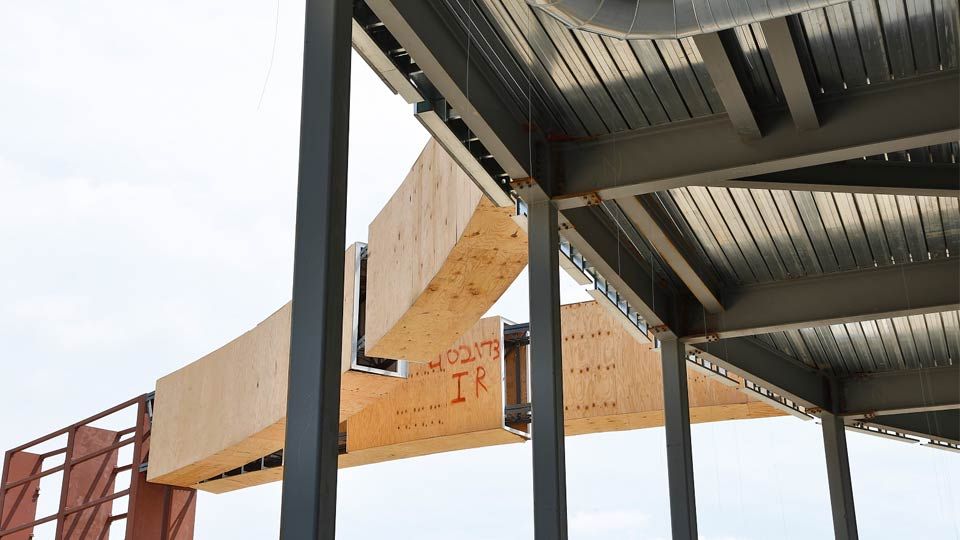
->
[1, 1, 958, 539]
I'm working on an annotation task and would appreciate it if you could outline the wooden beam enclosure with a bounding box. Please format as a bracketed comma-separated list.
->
[194, 301, 784, 494]
[148, 244, 405, 488]
[364, 139, 528, 363]
[149, 139, 781, 494]
[195, 316, 527, 494]
[558, 302, 782, 436]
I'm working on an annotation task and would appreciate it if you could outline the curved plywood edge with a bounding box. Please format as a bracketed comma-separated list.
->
[195, 429, 524, 494]
[365, 139, 527, 363]
[148, 244, 405, 488]
[565, 403, 783, 436]
[148, 304, 292, 487]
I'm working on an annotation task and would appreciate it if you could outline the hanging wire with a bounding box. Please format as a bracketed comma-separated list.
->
[257, 0, 282, 110]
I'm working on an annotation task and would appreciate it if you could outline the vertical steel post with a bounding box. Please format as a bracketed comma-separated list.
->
[821, 412, 859, 540]
[660, 338, 698, 540]
[527, 198, 568, 540]
[279, 0, 352, 537]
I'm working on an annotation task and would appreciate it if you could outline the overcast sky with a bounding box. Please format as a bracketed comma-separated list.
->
[2, 1, 958, 539]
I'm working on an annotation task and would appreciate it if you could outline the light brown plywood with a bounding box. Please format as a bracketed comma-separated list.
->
[348, 316, 514, 452]
[558, 301, 783, 434]
[365, 139, 527, 362]
[196, 316, 526, 495]
[196, 429, 522, 494]
[149, 244, 404, 488]
[194, 303, 784, 495]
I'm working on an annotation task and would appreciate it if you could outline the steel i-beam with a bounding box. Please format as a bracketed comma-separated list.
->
[661, 338, 698, 539]
[279, 0, 352, 537]
[821, 411, 859, 540]
[527, 198, 569, 540]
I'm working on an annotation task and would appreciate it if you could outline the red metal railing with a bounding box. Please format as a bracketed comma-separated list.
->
[0, 394, 149, 539]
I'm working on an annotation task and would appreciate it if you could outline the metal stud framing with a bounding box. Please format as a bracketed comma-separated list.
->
[279, 0, 352, 537]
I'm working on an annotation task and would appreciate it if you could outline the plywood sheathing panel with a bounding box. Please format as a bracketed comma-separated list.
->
[558, 301, 783, 435]
[347, 316, 518, 452]
[148, 303, 292, 487]
[197, 303, 784, 495]
[148, 244, 403, 488]
[365, 139, 528, 363]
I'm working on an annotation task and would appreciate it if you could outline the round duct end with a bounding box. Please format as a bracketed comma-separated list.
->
[526, 0, 852, 40]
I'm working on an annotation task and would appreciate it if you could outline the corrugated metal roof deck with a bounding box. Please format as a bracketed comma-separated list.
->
[467, 0, 959, 138]
[755, 311, 960, 375]
[438, 0, 960, 377]
[652, 182, 959, 375]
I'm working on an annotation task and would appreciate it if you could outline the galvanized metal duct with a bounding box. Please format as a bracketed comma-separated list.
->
[526, 0, 851, 40]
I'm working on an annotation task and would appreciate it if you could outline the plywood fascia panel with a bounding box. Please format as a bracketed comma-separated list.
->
[558, 301, 785, 427]
[148, 244, 403, 488]
[348, 316, 512, 451]
[365, 139, 527, 363]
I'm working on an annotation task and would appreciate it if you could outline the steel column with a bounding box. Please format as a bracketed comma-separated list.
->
[660, 338, 698, 540]
[527, 198, 568, 540]
[821, 412, 859, 540]
[279, 0, 352, 537]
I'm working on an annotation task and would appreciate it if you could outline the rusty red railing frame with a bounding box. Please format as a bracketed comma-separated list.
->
[0, 393, 150, 539]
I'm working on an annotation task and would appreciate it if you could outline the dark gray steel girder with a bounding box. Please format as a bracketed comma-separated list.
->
[681, 258, 960, 343]
[691, 337, 832, 411]
[661, 339, 699, 540]
[552, 71, 959, 205]
[691, 31, 761, 140]
[615, 196, 723, 314]
[841, 365, 960, 417]
[365, 0, 533, 180]
[527, 199, 569, 540]
[695, 337, 959, 417]
[759, 16, 819, 131]
[279, 0, 351, 537]
[867, 410, 960, 444]
[822, 411, 860, 540]
[709, 160, 960, 197]
[560, 206, 678, 333]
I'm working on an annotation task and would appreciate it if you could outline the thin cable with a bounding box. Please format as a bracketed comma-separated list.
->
[257, 0, 282, 111]
[897, 252, 957, 536]
[466, 1, 472, 159]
